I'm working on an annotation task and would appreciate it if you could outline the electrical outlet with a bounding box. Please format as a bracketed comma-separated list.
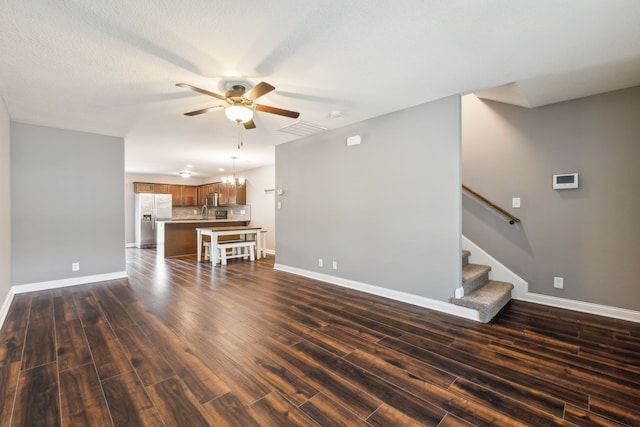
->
[553, 276, 564, 289]
[193, 209, 198, 214]
[318, 258, 323, 267]
[512, 197, 521, 208]
[332, 261, 338, 270]
[72, 262, 80, 272]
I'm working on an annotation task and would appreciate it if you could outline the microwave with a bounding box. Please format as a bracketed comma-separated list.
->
[206, 193, 219, 206]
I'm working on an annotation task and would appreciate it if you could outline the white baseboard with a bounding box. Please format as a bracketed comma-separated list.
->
[1, 271, 128, 331]
[0, 287, 16, 331]
[274, 264, 480, 322]
[12, 271, 128, 294]
[125, 243, 135, 248]
[519, 292, 640, 323]
[462, 236, 639, 323]
[273, 263, 640, 324]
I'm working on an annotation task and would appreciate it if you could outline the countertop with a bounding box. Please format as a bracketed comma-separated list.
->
[159, 219, 249, 224]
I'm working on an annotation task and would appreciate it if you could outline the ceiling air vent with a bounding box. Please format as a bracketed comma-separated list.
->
[278, 121, 327, 137]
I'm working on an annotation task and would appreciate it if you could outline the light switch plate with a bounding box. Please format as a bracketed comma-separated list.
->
[554, 276, 564, 289]
[512, 197, 521, 208]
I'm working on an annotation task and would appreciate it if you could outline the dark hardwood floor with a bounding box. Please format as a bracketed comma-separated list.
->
[1, 249, 639, 426]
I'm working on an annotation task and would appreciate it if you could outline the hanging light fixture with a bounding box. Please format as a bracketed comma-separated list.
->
[224, 104, 253, 123]
[221, 156, 245, 186]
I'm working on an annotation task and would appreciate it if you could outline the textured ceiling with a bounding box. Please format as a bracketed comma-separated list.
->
[2, 0, 640, 178]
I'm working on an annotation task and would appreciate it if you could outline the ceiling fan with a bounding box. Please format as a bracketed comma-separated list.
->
[176, 81, 300, 129]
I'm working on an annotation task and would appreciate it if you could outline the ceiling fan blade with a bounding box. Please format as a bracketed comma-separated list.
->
[255, 104, 300, 118]
[244, 81, 275, 101]
[184, 105, 223, 116]
[176, 83, 225, 100]
[243, 119, 256, 129]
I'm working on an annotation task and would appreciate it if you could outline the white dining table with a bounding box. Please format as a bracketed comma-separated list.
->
[196, 226, 262, 264]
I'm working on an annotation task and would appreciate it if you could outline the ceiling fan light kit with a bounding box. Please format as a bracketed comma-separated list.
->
[225, 105, 253, 123]
[177, 81, 300, 129]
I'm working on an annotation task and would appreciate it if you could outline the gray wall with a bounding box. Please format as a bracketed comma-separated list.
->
[276, 96, 461, 302]
[462, 86, 640, 310]
[0, 99, 10, 304]
[11, 123, 125, 285]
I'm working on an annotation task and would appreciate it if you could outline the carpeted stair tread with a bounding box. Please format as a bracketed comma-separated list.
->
[462, 250, 471, 266]
[451, 280, 514, 323]
[452, 249, 514, 322]
[462, 264, 491, 294]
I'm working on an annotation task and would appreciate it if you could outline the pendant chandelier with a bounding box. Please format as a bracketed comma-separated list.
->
[221, 156, 245, 186]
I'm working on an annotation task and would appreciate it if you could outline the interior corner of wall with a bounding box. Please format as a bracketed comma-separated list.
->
[0, 286, 16, 331]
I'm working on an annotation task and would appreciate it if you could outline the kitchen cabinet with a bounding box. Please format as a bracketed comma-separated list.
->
[154, 184, 169, 194]
[197, 185, 206, 205]
[133, 182, 170, 194]
[136, 181, 244, 205]
[197, 183, 220, 205]
[133, 182, 154, 193]
[168, 185, 182, 205]
[219, 182, 246, 205]
[182, 186, 197, 205]
[168, 185, 198, 206]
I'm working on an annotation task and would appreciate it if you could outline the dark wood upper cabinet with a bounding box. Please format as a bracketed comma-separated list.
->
[218, 182, 246, 205]
[134, 182, 170, 194]
[197, 183, 222, 205]
[136, 182, 245, 206]
[154, 184, 169, 194]
[182, 186, 197, 206]
[133, 182, 154, 193]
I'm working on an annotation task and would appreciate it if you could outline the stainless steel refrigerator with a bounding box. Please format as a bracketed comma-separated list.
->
[134, 193, 172, 248]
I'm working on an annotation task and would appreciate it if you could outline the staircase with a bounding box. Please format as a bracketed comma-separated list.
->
[451, 250, 514, 323]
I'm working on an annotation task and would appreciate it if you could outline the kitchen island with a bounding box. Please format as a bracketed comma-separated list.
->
[157, 219, 249, 257]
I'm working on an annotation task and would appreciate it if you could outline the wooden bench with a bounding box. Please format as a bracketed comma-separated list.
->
[203, 238, 245, 261]
[216, 240, 256, 266]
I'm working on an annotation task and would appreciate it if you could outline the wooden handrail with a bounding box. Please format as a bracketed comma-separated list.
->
[462, 184, 521, 225]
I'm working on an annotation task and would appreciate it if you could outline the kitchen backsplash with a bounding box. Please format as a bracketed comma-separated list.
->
[172, 205, 251, 221]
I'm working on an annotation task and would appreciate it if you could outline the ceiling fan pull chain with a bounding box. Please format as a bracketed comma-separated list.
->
[237, 123, 243, 149]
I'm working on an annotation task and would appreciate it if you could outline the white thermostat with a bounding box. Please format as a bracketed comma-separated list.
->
[553, 173, 579, 189]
